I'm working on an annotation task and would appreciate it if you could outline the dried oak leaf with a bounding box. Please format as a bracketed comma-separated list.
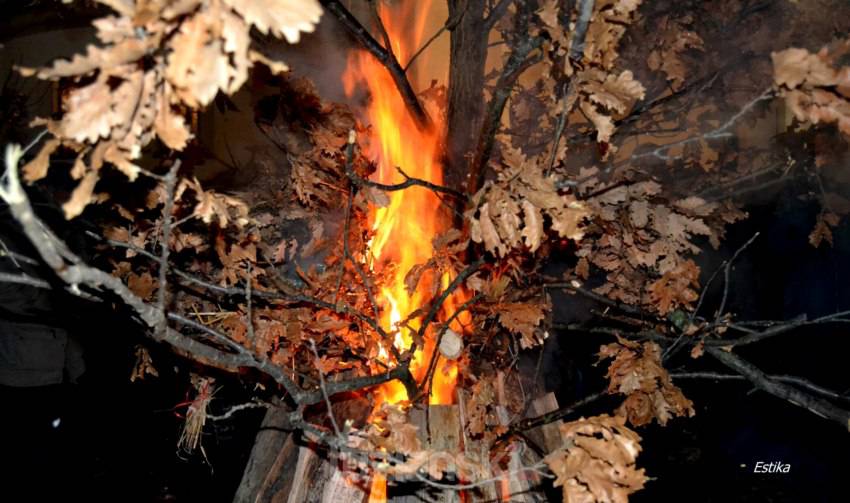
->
[21, 138, 61, 182]
[581, 100, 616, 143]
[647, 259, 700, 315]
[223, 0, 322, 44]
[165, 8, 231, 107]
[61, 79, 119, 143]
[646, 16, 704, 91]
[470, 202, 506, 256]
[367, 403, 422, 456]
[584, 70, 646, 115]
[773, 45, 850, 137]
[772, 47, 838, 89]
[127, 271, 157, 300]
[497, 300, 550, 349]
[130, 345, 159, 382]
[809, 212, 840, 248]
[521, 199, 544, 252]
[154, 93, 192, 150]
[544, 414, 646, 503]
[19, 34, 153, 79]
[577, 0, 643, 71]
[63, 171, 100, 219]
[599, 339, 695, 426]
[182, 178, 250, 227]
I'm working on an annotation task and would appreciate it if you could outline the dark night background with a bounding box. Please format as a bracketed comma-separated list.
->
[2, 188, 848, 502]
[2, 1, 850, 502]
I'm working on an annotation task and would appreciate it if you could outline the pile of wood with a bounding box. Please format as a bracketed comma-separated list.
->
[233, 389, 565, 503]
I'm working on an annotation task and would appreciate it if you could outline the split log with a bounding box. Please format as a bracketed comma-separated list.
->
[525, 393, 565, 453]
[233, 405, 298, 503]
[391, 404, 462, 503]
[494, 380, 561, 502]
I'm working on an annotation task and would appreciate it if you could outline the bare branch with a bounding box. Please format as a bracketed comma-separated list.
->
[468, 3, 544, 194]
[208, 401, 273, 421]
[705, 346, 850, 431]
[309, 339, 342, 438]
[1, 143, 419, 408]
[664, 232, 760, 361]
[569, 0, 596, 63]
[671, 372, 850, 403]
[156, 160, 181, 334]
[545, 281, 647, 317]
[713, 310, 850, 347]
[0, 271, 50, 289]
[510, 390, 608, 433]
[320, 0, 432, 129]
[403, 4, 468, 72]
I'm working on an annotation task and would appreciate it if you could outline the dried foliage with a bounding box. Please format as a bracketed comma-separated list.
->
[545, 414, 647, 503]
[773, 42, 850, 137]
[5, 1, 850, 501]
[20, 0, 322, 217]
[599, 338, 695, 426]
[467, 142, 587, 257]
[773, 40, 850, 245]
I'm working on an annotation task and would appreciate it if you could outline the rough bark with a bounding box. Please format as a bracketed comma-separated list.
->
[444, 0, 488, 193]
[233, 405, 298, 503]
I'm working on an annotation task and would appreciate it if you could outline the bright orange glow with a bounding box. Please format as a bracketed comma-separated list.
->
[343, 2, 470, 499]
[344, 0, 467, 408]
[367, 472, 387, 503]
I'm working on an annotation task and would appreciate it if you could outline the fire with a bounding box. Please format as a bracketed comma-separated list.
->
[341, 1, 469, 499]
[343, 0, 465, 407]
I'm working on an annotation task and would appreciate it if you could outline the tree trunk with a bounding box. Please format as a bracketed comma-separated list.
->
[444, 0, 488, 193]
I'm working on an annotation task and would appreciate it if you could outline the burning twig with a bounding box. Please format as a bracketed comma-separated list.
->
[320, 0, 432, 129]
[344, 131, 465, 199]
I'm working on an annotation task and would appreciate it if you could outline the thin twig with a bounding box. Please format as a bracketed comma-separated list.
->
[156, 161, 181, 334]
[716, 232, 760, 322]
[208, 401, 273, 421]
[0, 271, 50, 288]
[421, 292, 482, 401]
[468, 22, 544, 193]
[345, 131, 465, 199]
[245, 261, 255, 345]
[664, 232, 760, 361]
[569, 0, 596, 62]
[510, 390, 607, 432]
[309, 339, 342, 438]
[403, 4, 468, 72]
[545, 282, 646, 316]
[629, 88, 774, 162]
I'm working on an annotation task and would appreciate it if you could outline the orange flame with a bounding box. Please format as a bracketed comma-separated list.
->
[343, 2, 469, 500]
[343, 0, 464, 408]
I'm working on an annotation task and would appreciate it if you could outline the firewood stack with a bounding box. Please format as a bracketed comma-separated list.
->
[234, 391, 565, 503]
